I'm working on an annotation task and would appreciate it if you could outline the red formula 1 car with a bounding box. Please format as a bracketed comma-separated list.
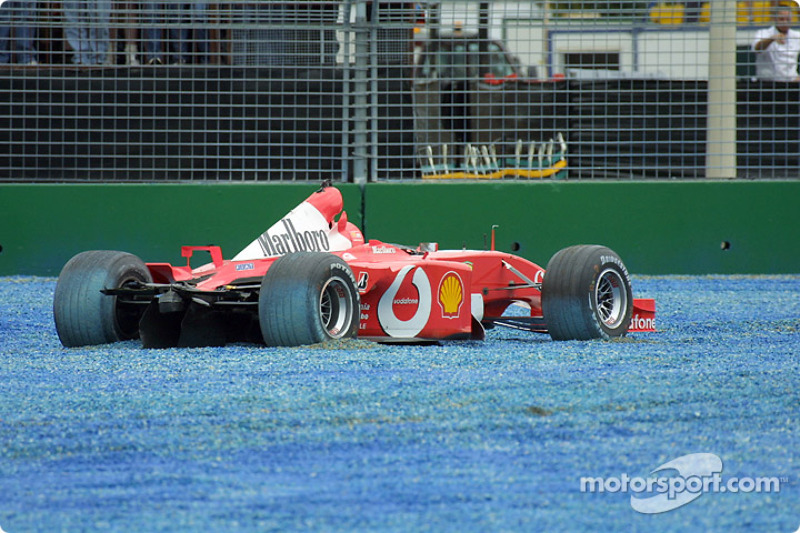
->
[54, 183, 655, 348]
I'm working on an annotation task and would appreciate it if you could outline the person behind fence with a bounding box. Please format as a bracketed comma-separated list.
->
[117, 1, 140, 66]
[752, 7, 800, 82]
[64, 0, 112, 65]
[143, 2, 208, 65]
[0, 1, 39, 65]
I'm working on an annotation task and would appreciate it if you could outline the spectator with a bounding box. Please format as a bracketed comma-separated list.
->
[0, 1, 39, 65]
[143, 2, 208, 65]
[64, 0, 112, 65]
[117, 1, 140, 66]
[752, 7, 800, 81]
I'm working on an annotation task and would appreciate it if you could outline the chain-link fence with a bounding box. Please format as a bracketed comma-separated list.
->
[1, 1, 798, 181]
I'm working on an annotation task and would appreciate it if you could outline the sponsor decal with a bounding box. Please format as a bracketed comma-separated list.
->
[350, 230, 365, 244]
[437, 271, 464, 319]
[377, 266, 432, 338]
[233, 200, 354, 261]
[356, 272, 369, 292]
[359, 302, 370, 330]
[630, 314, 655, 331]
[371, 245, 396, 254]
[257, 218, 330, 257]
[235, 262, 255, 271]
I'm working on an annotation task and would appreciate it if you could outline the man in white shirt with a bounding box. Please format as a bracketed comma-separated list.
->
[752, 8, 800, 81]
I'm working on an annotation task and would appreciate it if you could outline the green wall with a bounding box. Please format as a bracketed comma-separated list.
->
[1, 181, 798, 276]
[364, 181, 800, 275]
[0, 183, 363, 277]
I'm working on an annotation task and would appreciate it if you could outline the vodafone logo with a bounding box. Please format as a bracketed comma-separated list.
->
[377, 266, 432, 338]
[630, 314, 656, 331]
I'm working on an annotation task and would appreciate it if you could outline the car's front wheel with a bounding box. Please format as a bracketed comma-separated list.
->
[541, 245, 633, 340]
[258, 252, 359, 347]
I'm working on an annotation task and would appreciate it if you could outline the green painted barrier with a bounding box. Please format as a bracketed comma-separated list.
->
[1, 181, 798, 276]
[363, 181, 800, 275]
[0, 183, 362, 277]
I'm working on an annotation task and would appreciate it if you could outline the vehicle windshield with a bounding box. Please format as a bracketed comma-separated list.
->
[417, 41, 517, 81]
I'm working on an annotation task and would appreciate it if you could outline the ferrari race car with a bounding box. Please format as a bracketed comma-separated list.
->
[53, 183, 655, 348]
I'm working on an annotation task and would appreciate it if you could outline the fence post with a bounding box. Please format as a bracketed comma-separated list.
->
[369, 0, 379, 182]
[706, 0, 737, 179]
[352, 0, 370, 185]
[341, 0, 352, 182]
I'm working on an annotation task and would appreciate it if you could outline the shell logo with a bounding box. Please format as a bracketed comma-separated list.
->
[438, 271, 464, 319]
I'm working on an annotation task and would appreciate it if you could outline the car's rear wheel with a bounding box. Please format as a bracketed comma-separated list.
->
[258, 252, 359, 347]
[53, 250, 153, 347]
[541, 245, 633, 340]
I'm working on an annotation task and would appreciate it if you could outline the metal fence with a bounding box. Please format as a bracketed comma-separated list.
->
[1, 0, 798, 182]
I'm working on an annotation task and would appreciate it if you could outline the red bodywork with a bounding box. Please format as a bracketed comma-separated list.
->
[142, 186, 655, 342]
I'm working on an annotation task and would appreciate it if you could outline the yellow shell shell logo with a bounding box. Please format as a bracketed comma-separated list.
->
[438, 272, 464, 319]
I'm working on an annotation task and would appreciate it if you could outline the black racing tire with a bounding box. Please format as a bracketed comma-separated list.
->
[541, 245, 633, 341]
[259, 252, 359, 347]
[53, 250, 153, 347]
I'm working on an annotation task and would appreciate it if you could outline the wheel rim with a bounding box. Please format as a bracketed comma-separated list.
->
[594, 268, 627, 329]
[319, 276, 355, 339]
